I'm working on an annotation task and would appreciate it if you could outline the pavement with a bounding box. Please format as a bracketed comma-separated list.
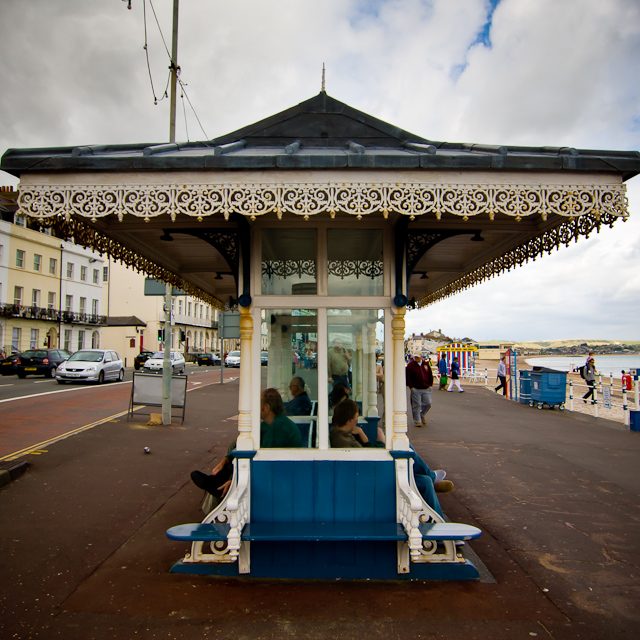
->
[1, 377, 639, 639]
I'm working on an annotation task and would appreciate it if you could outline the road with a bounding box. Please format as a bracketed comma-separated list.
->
[0, 363, 236, 460]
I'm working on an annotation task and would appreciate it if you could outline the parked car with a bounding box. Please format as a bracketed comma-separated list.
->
[197, 352, 221, 366]
[134, 349, 154, 370]
[56, 349, 125, 384]
[17, 349, 71, 378]
[0, 352, 21, 376]
[142, 351, 186, 374]
[224, 350, 241, 367]
[261, 351, 268, 366]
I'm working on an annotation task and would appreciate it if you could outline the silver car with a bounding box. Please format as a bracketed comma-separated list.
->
[142, 351, 186, 374]
[56, 349, 125, 384]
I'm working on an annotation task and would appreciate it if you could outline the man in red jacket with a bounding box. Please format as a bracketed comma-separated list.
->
[406, 352, 434, 427]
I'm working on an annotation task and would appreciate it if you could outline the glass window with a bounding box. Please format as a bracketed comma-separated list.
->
[30, 329, 39, 349]
[178, 300, 183, 315]
[93, 268, 99, 284]
[79, 297, 86, 314]
[327, 229, 383, 296]
[34, 254, 42, 271]
[92, 331, 100, 349]
[64, 330, 71, 352]
[327, 308, 385, 430]
[12, 327, 21, 351]
[261, 309, 318, 447]
[102, 266, 108, 282]
[48, 292, 56, 310]
[16, 249, 24, 268]
[80, 266, 87, 281]
[92, 299, 99, 315]
[262, 228, 317, 295]
[78, 331, 85, 350]
[32, 290, 40, 307]
[14, 286, 23, 306]
[66, 263, 74, 279]
[50, 258, 57, 275]
[65, 295, 73, 312]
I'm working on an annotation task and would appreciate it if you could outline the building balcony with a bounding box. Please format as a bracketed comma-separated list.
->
[0, 303, 106, 326]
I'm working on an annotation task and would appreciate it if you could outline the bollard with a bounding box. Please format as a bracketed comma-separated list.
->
[484, 367, 488, 386]
[569, 379, 574, 412]
[593, 385, 599, 418]
[623, 388, 629, 427]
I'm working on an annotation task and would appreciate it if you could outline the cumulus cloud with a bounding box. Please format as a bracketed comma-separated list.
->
[1, 0, 639, 340]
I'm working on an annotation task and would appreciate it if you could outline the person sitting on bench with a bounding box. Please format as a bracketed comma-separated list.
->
[191, 388, 302, 501]
[329, 400, 452, 516]
[283, 376, 312, 416]
[329, 399, 386, 448]
[329, 381, 351, 411]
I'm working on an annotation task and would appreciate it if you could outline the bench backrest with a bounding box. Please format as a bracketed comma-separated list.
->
[250, 460, 396, 523]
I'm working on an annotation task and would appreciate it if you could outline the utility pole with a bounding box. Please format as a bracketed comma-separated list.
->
[162, 0, 180, 425]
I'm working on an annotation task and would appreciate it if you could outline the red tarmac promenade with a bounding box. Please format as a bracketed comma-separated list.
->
[1, 376, 639, 639]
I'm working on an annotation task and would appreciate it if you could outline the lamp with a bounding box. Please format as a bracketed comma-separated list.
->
[470, 232, 484, 242]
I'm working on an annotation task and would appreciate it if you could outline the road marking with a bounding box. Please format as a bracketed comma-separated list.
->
[0, 384, 14, 388]
[0, 408, 135, 461]
[0, 381, 129, 405]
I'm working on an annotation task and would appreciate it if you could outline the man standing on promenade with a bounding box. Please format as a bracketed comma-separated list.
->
[406, 352, 434, 427]
[328, 338, 351, 390]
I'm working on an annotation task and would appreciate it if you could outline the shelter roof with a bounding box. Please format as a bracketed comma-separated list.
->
[2, 93, 640, 178]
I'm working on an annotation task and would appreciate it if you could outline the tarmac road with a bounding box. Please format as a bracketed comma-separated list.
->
[0, 378, 639, 639]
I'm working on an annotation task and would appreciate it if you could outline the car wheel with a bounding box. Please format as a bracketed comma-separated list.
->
[48, 365, 57, 378]
[134, 363, 140, 370]
[97, 370, 105, 384]
[17, 371, 26, 379]
[118, 369, 124, 382]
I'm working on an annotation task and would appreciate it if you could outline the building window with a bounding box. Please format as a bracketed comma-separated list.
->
[12, 327, 21, 351]
[80, 265, 87, 281]
[66, 263, 74, 279]
[64, 330, 72, 352]
[78, 331, 85, 350]
[188, 302, 192, 316]
[79, 297, 86, 315]
[16, 249, 25, 268]
[206, 307, 209, 320]
[14, 286, 23, 306]
[14, 214, 26, 227]
[65, 295, 73, 312]
[49, 257, 57, 275]
[34, 254, 42, 271]
[30, 329, 39, 349]
[32, 290, 40, 307]
[92, 299, 99, 315]
[178, 300, 183, 315]
[102, 266, 109, 282]
[48, 292, 56, 310]
[93, 269, 99, 284]
[92, 331, 100, 349]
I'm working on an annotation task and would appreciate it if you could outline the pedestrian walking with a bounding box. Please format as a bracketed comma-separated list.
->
[447, 357, 464, 393]
[495, 355, 507, 396]
[437, 356, 448, 390]
[406, 352, 434, 427]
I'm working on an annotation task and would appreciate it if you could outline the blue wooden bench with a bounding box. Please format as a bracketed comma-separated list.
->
[167, 455, 482, 580]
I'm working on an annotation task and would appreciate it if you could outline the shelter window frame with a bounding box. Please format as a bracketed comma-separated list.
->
[251, 220, 394, 453]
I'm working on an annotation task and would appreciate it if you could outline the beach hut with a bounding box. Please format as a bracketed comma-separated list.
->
[437, 342, 478, 374]
[2, 92, 639, 580]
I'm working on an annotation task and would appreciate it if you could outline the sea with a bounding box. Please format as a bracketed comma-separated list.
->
[524, 355, 640, 378]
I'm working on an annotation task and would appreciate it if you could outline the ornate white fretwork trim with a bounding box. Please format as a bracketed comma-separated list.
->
[17, 182, 628, 222]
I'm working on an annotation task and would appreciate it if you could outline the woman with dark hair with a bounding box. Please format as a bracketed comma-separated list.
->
[329, 381, 351, 409]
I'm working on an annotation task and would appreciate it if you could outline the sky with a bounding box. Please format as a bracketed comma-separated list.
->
[1, 0, 639, 342]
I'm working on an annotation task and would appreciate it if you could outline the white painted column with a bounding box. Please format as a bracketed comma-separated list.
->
[355, 331, 363, 405]
[366, 321, 378, 417]
[236, 305, 254, 451]
[391, 305, 409, 450]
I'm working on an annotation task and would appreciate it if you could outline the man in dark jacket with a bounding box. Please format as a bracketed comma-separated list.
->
[406, 352, 434, 427]
[284, 376, 313, 415]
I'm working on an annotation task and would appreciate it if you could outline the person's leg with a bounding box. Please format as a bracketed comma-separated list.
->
[410, 388, 421, 425]
[191, 463, 233, 500]
[413, 473, 444, 518]
[421, 388, 432, 422]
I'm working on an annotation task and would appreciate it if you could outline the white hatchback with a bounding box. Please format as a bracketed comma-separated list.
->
[225, 350, 241, 367]
[56, 349, 125, 384]
[142, 351, 186, 374]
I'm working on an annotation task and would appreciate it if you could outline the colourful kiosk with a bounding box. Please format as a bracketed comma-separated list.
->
[437, 342, 478, 374]
[3, 92, 638, 580]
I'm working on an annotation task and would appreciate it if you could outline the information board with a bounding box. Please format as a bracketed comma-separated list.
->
[128, 372, 188, 423]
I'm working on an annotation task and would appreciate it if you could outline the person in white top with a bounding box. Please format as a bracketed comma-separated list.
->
[495, 355, 507, 396]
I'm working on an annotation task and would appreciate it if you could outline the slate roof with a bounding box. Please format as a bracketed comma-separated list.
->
[104, 316, 147, 327]
[3, 93, 640, 179]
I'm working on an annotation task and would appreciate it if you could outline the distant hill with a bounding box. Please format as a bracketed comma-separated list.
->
[514, 339, 640, 349]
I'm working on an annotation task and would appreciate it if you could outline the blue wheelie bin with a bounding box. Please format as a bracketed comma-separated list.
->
[529, 367, 567, 410]
[519, 369, 531, 404]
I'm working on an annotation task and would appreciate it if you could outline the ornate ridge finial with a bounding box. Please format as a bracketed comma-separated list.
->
[321, 63, 326, 93]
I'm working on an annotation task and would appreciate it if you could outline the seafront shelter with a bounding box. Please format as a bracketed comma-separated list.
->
[2, 92, 639, 580]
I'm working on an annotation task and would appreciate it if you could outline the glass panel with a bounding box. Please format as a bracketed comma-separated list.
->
[261, 229, 317, 295]
[327, 229, 383, 296]
[261, 309, 318, 448]
[327, 308, 385, 447]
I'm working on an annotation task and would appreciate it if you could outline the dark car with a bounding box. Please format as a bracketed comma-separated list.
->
[0, 352, 21, 376]
[17, 349, 71, 378]
[197, 352, 221, 366]
[134, 350, 154, 370]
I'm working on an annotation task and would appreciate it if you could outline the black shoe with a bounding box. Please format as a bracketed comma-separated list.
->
[191, 470, 218, 495]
